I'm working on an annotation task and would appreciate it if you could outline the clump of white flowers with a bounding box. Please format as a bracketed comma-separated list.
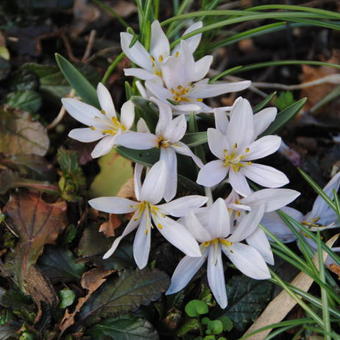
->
[62, 20, 308, 308]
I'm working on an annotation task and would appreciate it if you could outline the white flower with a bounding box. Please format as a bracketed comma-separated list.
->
[166, 198, 271, 308]
[62, 83, 134, 158]
[197, 98, 289, 196]
[121, 20, 203, 81]
[89, 160, 208, 269]
[262, 172, 340, 263]
[116, 99, 203, 201]
[144, 40, 250, 113]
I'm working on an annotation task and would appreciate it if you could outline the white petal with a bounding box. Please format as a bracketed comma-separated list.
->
[155, 98, 173, 136]
[193, 55, 213, 81]
[190, 80, 251, 98]
[137, 118, 150, 133]
[223, 243, 271, 279]
[164, 115, 187, 143]
[133, 212, 151, 269]
[246, 228, 274, 265]
[145, 80, 172, 102]
[159, 195, 208, 217]
[197, 160, 227, 187]
[229, 204, 265, 242]
[173, 142, 203, 168]
[62, 98, 102, 126]
[140, 160, 167, 204]
[151, 20, 170, 60]
[173, 103, 201, 112]
[245, 135, 281, 161]
[136, 81, 148, 98]
[120, 100, 135, 129]
[116, 132, 157, 149]
[91, 135, 116, 158]
[103, 212, 140, 259]
[97, 83, 116, 117]
[160, 148, 177, 202]
[254, 107, 277, 137]
[207, 128, 227, 159]
[226, 98, 254, 152]
[183, 211, 212, 242]
[180, 21, 203, 53]
[120, 32, 153, 71]
[242, 164, 289, 188]
[153, 214, 201, 257]
[166, 253, 207, 295]
[241, 189, 300, 213]
[134, 163, 143, 201]
[124, 68, 156, 80]
[207, 245, 227, 308]
[68, 128, 103, 142]
[207, 198, 230, 238]
[213, 108, 228, 134]
[88, 196, 137, 214]
[228, 170, 251, 197]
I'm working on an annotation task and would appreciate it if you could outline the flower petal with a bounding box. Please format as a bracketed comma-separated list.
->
[213, 108, 228, 134]
[97, 83, 116, 117]
[241, 189, 300, 213]
[190, 81, 251, 98]
[222, 243, 271, 279]
[159, 195, 208, 217]
[246, 228, 274, 265]
[124, 68, 156, 80]
[166, 253, 207, 295]
[160, 148, 177, 202]
[242, 164, 289, 188]
[133, 212, 151, 269]
[207, 198, 230, 238]
[193, 55, 213, 81]
[62, 98, 102, 126]
[68, 127, 103, 142]
[253, 107, 277, 137]
[137, 118, 150, 133]
[134, 163, 143, 201]
[228, 169, 251, 197]
[173, 142, 203, 168]
[151, 20, 170, 60]
[120, 100, 135, 129]
[164, 115, 187, 143]
[207, 128, 227, 159]
[183, 211, 212, 242]
[180, 21, 203, 53]
[120, 32, 153, 71]
[153, 214, 201, 257]
[89, 196, 137, 214]
[155, 99, 173, 136]
[116, 131, 157, 149]
[207, 245, 227, 308]
[245, 135, 281, 161]
[91, 135, 116, 158]
[197, 160, 227, 187]
[103, 211, 140, 259]
[140, 160, 167, 204]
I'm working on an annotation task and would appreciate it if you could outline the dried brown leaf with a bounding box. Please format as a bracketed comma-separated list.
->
[99, 214, 122, 237]
[328, 263, 340, 279]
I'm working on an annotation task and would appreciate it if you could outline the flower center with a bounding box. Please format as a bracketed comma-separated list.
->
[134, 201, 163, 234]
[101, 117, 126, 135]
[223, 145, 251, 172]
[170, 85, 191, 103]
[150, 56, 162, 77]
[156, 136, 171, 148]
[202, 238, 233, 247]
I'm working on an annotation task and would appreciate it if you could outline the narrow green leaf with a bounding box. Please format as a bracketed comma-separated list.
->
[181, 131, 207, 147]
[55, 53, 99, 107]
[261, 98, 306, 135]
[254, 92, 276, 112]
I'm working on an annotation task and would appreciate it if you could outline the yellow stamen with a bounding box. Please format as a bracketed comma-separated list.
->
[156, 136, 171, 148]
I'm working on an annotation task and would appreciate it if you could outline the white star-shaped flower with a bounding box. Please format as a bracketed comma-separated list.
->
[62, 83, 134, 158]
[89, 160, 208, 269]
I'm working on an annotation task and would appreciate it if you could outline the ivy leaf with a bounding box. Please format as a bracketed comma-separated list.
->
[77, 269, 169, 326]
[220, 275, 273, 332]
[87, 315, 159, 340]
[38, 246, 85, 283]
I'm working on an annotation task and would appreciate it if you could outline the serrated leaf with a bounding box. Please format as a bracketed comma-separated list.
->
[181, 132, 207, 147]
[261, 98, 307, 136]
[77, 269, 169, 326]
[55, 53, 99, 107]
[87, 315, 159, 340]
[90, 149, 133, 197]
[221, 275, 273, 332]
[5, 90, 42, 113]
[38, 246, 85, 283]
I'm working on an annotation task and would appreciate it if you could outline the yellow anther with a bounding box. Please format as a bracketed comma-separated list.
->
[220, 239, 233, 247]
[175, 51, 180, 57]
[196, 98, 203, 102]
[245, 147, 250, 152]
[202, 241, 211, 247]
[90, 126, 96, 130]
[158, 55, 164, 62]
[157, 223, 163, 230]
[156, 136, 170, 148]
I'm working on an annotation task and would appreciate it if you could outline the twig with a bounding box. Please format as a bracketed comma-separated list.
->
[61, 32, 80, 63]
[82, 30, 97, 63]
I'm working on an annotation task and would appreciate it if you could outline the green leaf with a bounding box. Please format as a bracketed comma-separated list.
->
[206, 319, 223, 335]
[77, 269, 169, 326]
[217, 316, 233, 332]
[261, 98, 306, 135]
[5, 90, 42, 113]
[177, 318, 201, 337]
[87, 315, 159, 339]
[55, 53, 99, 107]
[254, 92, 277, 112]
[182, 132, 208, 147]
[90, 149, 133, 197]
[185, 299, 209, 317]
[131, 96, 159, 132]
[274, 91, 295, 111]
[221, 275, 273, 332]
[59, 289, 76, 309]
[38, 246, 85, 283]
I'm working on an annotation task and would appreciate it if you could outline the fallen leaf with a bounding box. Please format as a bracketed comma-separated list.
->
[59, 268, 114, 333]
[99, 214, 122, 237]
[328, 263, 340, 279]
[0, 106, 49, 156]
